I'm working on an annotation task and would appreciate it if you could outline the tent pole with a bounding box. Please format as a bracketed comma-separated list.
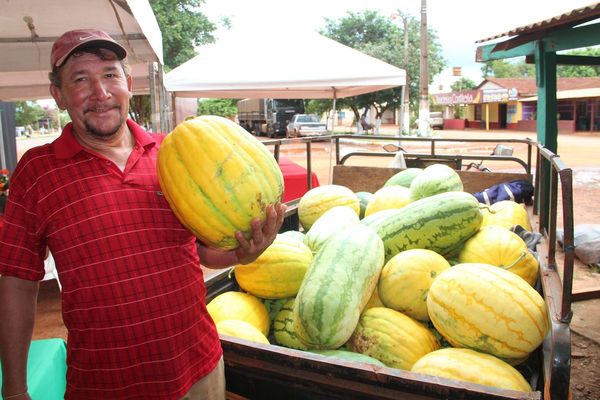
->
[330, 88, 337, 132]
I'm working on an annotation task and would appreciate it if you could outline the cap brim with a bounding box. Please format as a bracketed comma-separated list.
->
[55, 39, 127, 68]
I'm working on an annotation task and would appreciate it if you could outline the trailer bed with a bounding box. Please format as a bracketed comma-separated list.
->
[205, 135, 574, 400]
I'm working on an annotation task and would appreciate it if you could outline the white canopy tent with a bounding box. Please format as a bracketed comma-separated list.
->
[0, 0, 164, 101]
[0, 0, 167, 171]
[165, 27, 406, 129]
[166, 29, 406, 99]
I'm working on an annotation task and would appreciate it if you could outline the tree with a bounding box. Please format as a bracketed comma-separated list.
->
[557, 47, 600, 77]
[15, 101, 45, 127]
[131, 0, 219, 128]
[480, 59, 535, 78]
[197, 99, 238, 117]
[305, 100, 333, 117]
[450, 77, 476, 92]
[149, 0, 217, 71]
[480, 48, 600, 78]
[320, 10, 446, 130]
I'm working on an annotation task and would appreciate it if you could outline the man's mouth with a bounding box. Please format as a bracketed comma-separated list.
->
[86, 105, 118, 114]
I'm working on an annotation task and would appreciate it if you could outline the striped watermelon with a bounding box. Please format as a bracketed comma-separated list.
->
[409, 163, 463, 201]
[378, 249, 451, 321]
[272, 298, 309, 350]
[427, 263, 549, 362]
[384, 168, 423, 188]
[355, 191, 373, 219]
[361, 191, 483, 261]
[298, 184, 360, 230]
[347, 307, 440, 370]
[310, 349, 386, 367]
[233, 235, 313, 299]
[293, 224, 384, 349]
[411, 348, 531, 392]
[304, 205, 360, 253]
[216, 319, 270, 344]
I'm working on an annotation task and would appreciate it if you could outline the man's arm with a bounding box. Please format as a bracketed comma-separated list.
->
[198, 203, 286, 268]
[0, 276, 39, 399]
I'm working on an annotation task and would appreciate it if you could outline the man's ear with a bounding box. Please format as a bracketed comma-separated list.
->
[50, 84, 66, 110]
[127, 74, 133, 99]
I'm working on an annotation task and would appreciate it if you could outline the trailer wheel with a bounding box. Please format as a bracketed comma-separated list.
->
[253, 123, 262, 136]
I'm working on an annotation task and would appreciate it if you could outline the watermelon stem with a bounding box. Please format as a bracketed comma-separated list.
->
[503, 251, 528, 270]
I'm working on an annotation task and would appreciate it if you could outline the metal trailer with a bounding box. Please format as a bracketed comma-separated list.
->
[205, 135, 574, 400]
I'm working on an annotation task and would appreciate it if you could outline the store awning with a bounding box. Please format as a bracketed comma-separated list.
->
[520, 87, 600, 102]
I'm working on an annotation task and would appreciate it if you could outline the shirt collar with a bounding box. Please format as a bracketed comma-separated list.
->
[53, 119, 158, 159]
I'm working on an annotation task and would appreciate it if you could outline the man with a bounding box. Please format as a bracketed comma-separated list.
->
[0, 29, 285, 400]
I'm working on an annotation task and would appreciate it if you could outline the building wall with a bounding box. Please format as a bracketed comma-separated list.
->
[465, 105, 476, 121]
[484, 103, 499, 123]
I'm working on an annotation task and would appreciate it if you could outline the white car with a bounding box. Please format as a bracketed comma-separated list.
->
[428, 111, 444, 129]
[286, 114, 328, 138]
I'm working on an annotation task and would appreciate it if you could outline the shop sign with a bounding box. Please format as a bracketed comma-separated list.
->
[508, 87, 519, 101]
[432, 90, 480, 105]
[482, 88, 509, 103]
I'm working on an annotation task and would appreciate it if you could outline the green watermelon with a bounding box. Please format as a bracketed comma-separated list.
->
[355, 191, 373, 219]
[361, 191, 482, 262]
[409, 164, 463, 201]
[310, 349, 386, 367]
[384, 168, 423, 188]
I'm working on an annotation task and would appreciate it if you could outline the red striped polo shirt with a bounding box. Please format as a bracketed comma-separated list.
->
[0, 120, 222, 399]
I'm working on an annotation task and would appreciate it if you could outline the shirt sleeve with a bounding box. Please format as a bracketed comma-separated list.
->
[0, 151, 47, 280]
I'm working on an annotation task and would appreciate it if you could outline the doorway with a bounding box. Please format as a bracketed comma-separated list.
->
[576, 100, 589, 131]
[499, 103, 507, 128]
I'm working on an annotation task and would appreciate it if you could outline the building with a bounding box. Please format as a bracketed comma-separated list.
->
[432, 77, 600, 133]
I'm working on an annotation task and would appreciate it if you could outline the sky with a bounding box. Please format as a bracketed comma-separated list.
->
[200, 0, 595, 90]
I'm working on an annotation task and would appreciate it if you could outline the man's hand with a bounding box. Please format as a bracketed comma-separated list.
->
[235, 203, 286, 264]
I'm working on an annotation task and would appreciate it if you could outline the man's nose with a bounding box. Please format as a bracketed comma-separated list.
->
[91, 79, 111, 99]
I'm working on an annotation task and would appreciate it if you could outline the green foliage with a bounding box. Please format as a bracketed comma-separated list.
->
[15, 101, 46, 127]
[129, 96, 152, 128]
[305, 100, 333, 116]
[130, 1, 219, 129]
[557, 47, 600, 77]
[450, 77, 476, 92]
[480, 58, 535, 78]
[481, 48, 600, 78]
[197, 98, 238, 117]
[320, 10, 446, 122]
[149, 0, 217, 70]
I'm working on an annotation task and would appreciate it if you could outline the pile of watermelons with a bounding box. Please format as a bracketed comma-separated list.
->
[207, 163, 546, 393]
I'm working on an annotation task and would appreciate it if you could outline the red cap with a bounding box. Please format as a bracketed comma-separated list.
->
[51, 29, 127, 68]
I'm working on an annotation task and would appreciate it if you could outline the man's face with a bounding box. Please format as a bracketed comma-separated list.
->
[50, 50, 132, 140]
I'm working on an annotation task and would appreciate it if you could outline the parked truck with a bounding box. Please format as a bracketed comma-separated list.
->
[205, 135, 575, 400]
[237, 98, 305, 138]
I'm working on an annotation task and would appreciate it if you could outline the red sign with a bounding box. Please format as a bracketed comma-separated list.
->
[432, 90, 480, 105]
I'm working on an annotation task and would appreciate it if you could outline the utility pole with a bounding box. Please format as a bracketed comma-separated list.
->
[401, 15, 410, 135]
[418, 0, 430, 137]
[391, 12, 411, 135]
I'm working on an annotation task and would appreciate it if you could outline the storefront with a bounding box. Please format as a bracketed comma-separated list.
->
[432, 77, 600, 133]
